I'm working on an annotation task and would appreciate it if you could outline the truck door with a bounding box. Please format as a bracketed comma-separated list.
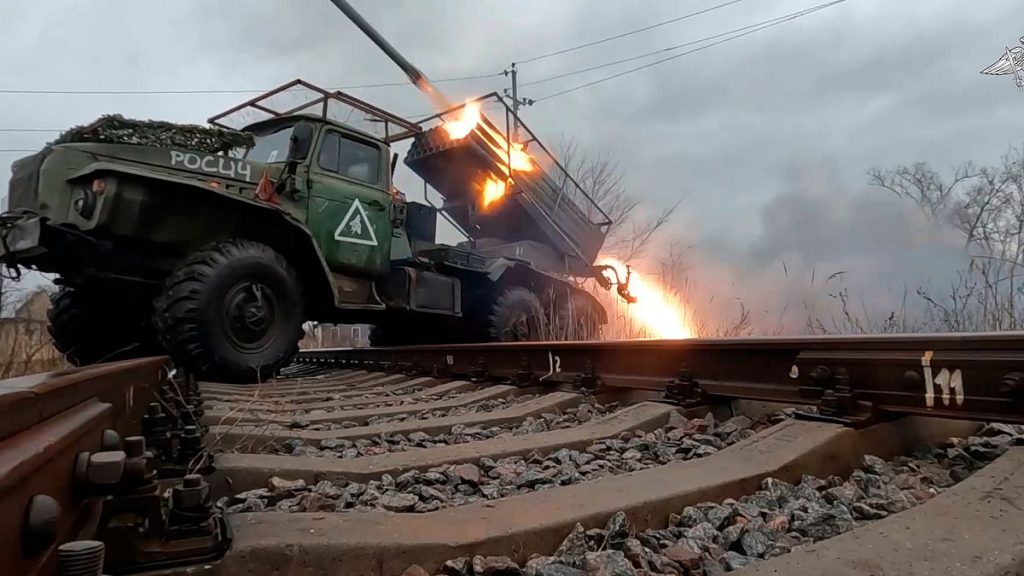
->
[306, 128, 392, 276]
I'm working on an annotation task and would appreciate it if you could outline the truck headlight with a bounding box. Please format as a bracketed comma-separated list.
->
[72, 188, 96, 219]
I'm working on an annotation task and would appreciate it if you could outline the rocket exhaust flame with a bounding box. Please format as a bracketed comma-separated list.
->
[481, 177, 507, 209]
[441, 100, 535, 210]
[442, 102, 482, 140]
[598, 256, 694, 339]
[475, 119, 535, 174]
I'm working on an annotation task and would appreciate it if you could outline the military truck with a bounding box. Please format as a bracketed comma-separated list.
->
[0, 81, 625, 382]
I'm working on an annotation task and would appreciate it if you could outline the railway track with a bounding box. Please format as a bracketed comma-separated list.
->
[6, 334, 1024, 575]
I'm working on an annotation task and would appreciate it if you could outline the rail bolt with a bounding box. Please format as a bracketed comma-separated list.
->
[819, 389, 840, 415]
[574, 360, 600, 392]
[57, 540, 104, 576]
[22, 494, 61, 555]
[73, 452, 91, 488]
[833, 367, 850, 389]
[171, 474, 210, 510]
[100, 429, 122, 451]
[666, 366, 698, 401]
[999, 372, 1024, 396]
[124, 436, 147, 458]
[903, 370, 921, 388]
[469, 357, 490, 383]
[142, 402, 169, 435]
[808, 365, 832, 387]
[513, 357, 536, 387]
[122, 436, 158, 489]
[87, 451, 127, 486]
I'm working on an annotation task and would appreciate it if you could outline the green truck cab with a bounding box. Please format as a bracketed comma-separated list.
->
[0, 81, 612, 382]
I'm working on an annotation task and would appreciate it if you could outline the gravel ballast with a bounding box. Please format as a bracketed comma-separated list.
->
[423, 422, 1022, 576]
[273, 402, 620, 459]
[221, 411, 786, 516]
[281, 394, 541, 431]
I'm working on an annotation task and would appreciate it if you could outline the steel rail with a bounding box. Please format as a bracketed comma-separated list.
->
[296, 332, 1024, 426]
[0, 356, 232, 576]
[0, 358, 167, 575]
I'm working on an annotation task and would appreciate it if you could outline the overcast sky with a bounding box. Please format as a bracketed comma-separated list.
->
[2, 0, 1022, 330]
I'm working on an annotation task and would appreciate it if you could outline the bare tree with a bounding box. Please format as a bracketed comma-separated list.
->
[550, 140, 692, 338]
[868, 144, 1024, 332]
[0, 272, 26, 317]
[0, 270, 64, 377]
[557, 139, 678, 261]
[868, 161, 979, 222]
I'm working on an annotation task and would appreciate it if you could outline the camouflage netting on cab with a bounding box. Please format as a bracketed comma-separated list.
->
[51, 114, 254, 154]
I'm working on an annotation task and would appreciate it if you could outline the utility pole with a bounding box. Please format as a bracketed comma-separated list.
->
[503, 63, 534, 141]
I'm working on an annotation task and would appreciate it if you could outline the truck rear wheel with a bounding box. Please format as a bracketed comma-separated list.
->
[557, 293, 603, 341]
[48, 285, 155, 366]
[153, 240, 304, 383]
[490, 287, 545, 342]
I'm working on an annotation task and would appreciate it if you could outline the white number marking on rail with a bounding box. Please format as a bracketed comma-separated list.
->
[921, 351, 964, 408]
[540, 352, 562, 381]
[445, 355, 454, 366]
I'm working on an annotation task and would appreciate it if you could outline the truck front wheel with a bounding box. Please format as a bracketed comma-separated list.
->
[154, 240, 304, 383]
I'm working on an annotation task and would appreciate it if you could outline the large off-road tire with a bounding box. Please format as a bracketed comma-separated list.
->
[153, 240, 305, 383]
[489, 287, 545, 342]
[48, 285, 155, 366]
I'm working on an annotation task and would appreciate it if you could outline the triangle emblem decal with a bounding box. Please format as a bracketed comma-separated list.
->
[333, 199, 378, 246]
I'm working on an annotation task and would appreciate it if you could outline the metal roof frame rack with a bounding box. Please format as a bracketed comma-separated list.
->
[207, 78, 421, 143]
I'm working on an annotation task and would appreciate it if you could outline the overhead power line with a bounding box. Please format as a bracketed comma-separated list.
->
[519, 0, 752, 65]
[0, 72, 501, 96]
[521, 4, 835, 89]
[533, 0, 848, 103]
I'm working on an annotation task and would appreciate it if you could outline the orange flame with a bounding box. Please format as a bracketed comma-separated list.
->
[441, 101, 535, 208]
[442, 101, 481, 140]
[481, 177, 507, 209]
[475, 120, 534, 175]
[598, 256, 694, 339]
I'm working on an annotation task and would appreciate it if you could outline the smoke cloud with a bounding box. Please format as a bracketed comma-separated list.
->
[652, 163, 972, 335]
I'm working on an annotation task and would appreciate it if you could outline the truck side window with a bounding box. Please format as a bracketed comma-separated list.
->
[317, 131, 341, 173]
[317, 130, 381, 186]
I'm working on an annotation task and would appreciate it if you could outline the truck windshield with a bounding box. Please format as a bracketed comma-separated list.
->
[243, 124, 295, 163]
